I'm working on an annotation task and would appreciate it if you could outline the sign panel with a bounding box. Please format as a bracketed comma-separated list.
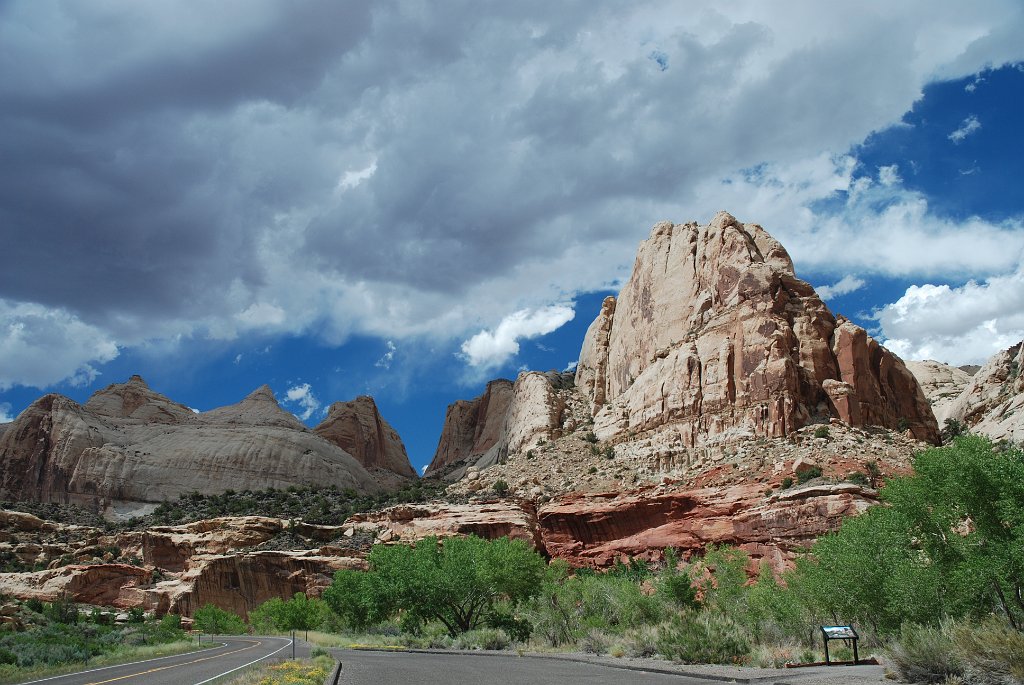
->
[822, 625, 857, 639]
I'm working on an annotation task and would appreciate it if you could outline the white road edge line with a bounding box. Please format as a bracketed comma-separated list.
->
[17, 642, 228, 684]
[192, 637, 292, 685]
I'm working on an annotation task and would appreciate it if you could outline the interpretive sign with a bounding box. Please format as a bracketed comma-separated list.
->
[820, 625, 859, 664]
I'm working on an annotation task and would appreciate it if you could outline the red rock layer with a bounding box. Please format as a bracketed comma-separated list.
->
[426, 379, 514, 474]
[315, 396, 417, 479]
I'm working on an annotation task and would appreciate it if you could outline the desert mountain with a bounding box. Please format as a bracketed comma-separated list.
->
[0, 376, 415, 519]
[905, 360, 974, 426]
[944, 341, 1024, 443]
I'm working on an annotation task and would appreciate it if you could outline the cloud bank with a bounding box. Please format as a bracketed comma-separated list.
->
[0, 1, 1022, 387]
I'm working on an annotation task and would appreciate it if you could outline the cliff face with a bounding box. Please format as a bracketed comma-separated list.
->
[0, 376, 414, 518]
[577, 212, 939, 446]
[945, 341, 1024, 443]
[315, 396, 417, 480]
[905, 360, 973, 426]
[427, 379, 513, 475]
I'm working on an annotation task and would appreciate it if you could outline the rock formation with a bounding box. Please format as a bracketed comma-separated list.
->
[905, 360, 973, 426]
[315, 396, 417, 480]
[426, 371, 572, 476]
[427, 379, 513, 474]
[0, 376, 416, 519]
[577, 212, 938, 445]
[0, 512, 365, 619]
[944, 341, 1024, 443]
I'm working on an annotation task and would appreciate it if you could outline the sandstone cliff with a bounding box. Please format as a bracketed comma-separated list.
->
[426, 372, 572, 476]
[314, 396, 417, 481]
[577, 212, 938, 446]
[945, 341, 1024, 443]
[0, 376, 417, 518]
[905, 360, 973, 426]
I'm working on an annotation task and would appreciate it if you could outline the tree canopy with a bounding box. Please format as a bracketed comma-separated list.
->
[323, 535, 546, 636]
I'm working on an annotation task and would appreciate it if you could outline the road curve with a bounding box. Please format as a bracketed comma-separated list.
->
[16, 635, 296, 685]
[335, 650, 718, 685]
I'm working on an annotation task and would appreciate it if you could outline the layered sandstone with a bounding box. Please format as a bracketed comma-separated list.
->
[577, 212, 938, 445]
[315, 396, 417, 480]
[0, 376, 414, 519]
[905, 360, 973, 426]
[0, 512, 364, 618]
[945, 341, 1024, 443]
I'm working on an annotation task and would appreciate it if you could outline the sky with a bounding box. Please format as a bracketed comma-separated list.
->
[1, 2, 1023, 474]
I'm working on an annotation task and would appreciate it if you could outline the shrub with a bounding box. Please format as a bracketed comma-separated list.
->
[847, 471, 869, 486]
[796, 466, 822, 484]
[623, 625, 659, 658]
[780, 477, 794, 489]
[584, 431, 598, 443]
[603, 446, 615, 460]
[813, 426, 830, 439]
[942, 418, 966, 443]
[951, 617, 1024, 684]
[581, 629, 613, 654]
[309, 646, 330, 658]
[886, 622, 962, 684]
[452, 627, 509, 651]
[655, 611, 751, 664]
[658, 572, 699, 610]
[492, 479, 510, 496]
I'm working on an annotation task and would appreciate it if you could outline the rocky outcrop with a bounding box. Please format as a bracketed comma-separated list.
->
[538, 482, 877, 571]
[427, 379, 514, 475]
[426, 372, 572, 476]
[905, 360, 973, 425]
[0, 512, 365, 618]
[945, 341, 1024, 443]
[577, 212, 939, 446]
[345, 501, 544, 550]
[0, 376, 395, 519]
[315, 396, 417, 479]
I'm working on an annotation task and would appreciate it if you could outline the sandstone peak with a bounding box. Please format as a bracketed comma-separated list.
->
[573, 213, 939, 446]
[84, 376, 196, 425]
[944, 340, 1024, 443]
[314, 396, 417, 481]
[246, 384, 277, 401]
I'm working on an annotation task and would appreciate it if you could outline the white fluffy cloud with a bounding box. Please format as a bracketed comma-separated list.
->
[0, 299, 119, 390]
[284, 382, 322, 421]
[0, 2, 1022, 386]
[0, 402, 13, 423]
[461, 305, 575, 371]
[877, 267, 1024, 365]
[816, 275, 867, 300]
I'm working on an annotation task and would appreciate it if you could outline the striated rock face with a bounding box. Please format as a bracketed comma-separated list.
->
[427, 380, 514, 475]
[315, 396, 416, 479]
[945, 341, 1024, 443]
[538, 482, 877, 571]
[577, 212, 939, 445]
[906, 360, 973, 425]
[0, 376, 395, 519]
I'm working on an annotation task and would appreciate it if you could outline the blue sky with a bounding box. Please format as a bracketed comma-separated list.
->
[1, 3, 1023, 473]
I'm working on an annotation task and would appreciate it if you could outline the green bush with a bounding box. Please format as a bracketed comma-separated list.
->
[581, 629, 613, 654]
[492, 479, 510, 496]
[813, 426, 830, 439]
[655, 611, 751, 664]
[847, 471, 869, 486]
[309, 646, 330, 659]
[584, 431, 598, 443]
[796, 466, 822, 484]
[781, 477, 794, 489]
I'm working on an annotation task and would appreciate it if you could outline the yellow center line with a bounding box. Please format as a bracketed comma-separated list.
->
[83, 639, 259, 685]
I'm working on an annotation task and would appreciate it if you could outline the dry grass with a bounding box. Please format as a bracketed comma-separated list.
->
[0, 640, 203, 685]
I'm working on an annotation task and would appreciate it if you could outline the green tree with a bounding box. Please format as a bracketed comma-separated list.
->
[324, 535, 545, 636]
[794, 436, 1024, 633]
[249, 593, 329, 633]
[192, 604, 247, 634]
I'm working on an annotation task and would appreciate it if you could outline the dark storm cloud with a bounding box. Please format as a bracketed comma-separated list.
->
[0, 0, 1022, 388]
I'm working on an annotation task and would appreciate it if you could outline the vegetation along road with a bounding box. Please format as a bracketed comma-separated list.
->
[15, 636, 294, 685]
[335, 650, 710, 685]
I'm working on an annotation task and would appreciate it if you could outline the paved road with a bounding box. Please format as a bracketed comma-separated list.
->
[335, 650, 716, 685]
[17, 636, 297, 685]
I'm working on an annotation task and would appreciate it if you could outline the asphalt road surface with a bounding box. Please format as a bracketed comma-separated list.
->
[17, 636, 296, 685]
[335, 650, 716, 685]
